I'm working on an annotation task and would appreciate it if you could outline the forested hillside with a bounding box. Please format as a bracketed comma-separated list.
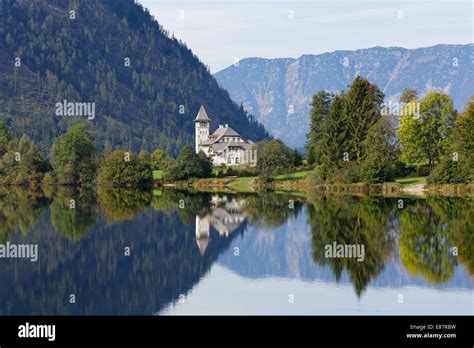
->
[0, 0, 269, 155]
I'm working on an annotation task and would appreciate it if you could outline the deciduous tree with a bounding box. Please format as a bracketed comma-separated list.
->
[51, 124, 98, 185]
[398, 92, 457, 170]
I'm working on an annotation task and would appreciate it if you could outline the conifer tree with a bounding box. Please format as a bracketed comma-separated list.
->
[306, 91, 333, 164]
[344, 76, 384, 163]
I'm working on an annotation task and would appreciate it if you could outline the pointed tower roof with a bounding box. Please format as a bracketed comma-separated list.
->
[194, 105, 211, 122]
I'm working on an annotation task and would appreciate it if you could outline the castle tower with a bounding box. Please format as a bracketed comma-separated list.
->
[194, 105, 211, 153]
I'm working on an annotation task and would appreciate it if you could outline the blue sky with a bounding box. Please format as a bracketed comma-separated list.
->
[140, 0, 473, 72]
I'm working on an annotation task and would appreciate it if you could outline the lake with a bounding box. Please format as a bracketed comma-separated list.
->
[0, 187, 472, 315]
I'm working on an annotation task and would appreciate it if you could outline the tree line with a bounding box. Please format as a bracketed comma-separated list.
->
[0, 121, 303, 186]
[1, 75, 470, 187]
[0, 122, 152, 187]
[305, 76, 473, 184]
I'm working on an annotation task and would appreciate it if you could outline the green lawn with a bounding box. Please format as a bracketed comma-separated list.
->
[184, 175, 257, 192]
[395, 176, 427, 185]
[228, 176, 257, 191]
[152, 169, 309, 192]
[153, 170, 163, 180]
[275, 171, 310, 181]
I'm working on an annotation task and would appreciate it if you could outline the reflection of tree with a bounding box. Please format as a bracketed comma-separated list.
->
[51, 187, 97, 240]
[98, 187, 151, 223]
[0, 187, 50, 243]
[438, 198, 474, 275]
[307, 194, 394, 297]
[243, 192, 303, 229]
[151, 190, 213, 225]
[399, 197, 472, 281]
[0, 195, 241, 315]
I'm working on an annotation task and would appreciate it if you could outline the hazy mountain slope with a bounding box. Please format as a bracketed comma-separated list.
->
[215, 44, 473, 147]
[0, 0, 269, 155]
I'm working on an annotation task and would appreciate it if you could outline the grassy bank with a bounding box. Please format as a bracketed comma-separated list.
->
[154, 170, 310, 192]
[153, 170, 473, 196]
[395, 176, 427, 185]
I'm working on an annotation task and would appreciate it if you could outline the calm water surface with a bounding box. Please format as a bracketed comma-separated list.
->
[0, 187, 472, 315]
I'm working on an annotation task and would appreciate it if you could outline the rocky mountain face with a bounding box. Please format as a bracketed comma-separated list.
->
[215, 44, 474, 148]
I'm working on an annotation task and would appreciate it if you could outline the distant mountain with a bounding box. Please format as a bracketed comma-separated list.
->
[0, 0, 269, 155]
[215, 44, 474, 147]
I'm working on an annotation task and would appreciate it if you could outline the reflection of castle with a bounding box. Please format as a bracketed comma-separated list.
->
[195, 195, 246, 255]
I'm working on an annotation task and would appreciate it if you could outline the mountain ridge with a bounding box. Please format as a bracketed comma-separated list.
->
[215, 44, 473, 147]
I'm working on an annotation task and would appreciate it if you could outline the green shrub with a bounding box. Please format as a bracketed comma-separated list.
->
[327, 162, 360, 184]
[98, 150, 152, 187]
[428, 155, 472, 184]
[162, 145, 212, 182]
[307, 166, 325, 186]
[361, 153, 395, 184]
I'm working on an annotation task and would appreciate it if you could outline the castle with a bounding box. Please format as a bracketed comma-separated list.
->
[194, 105, 256, 166]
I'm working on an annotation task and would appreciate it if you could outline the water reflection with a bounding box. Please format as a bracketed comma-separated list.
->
[401, 197, 474, 281]
[195, 195, 247, 255]
[0, 187, 472, 315]
[0, 187, 51, 243]
[309, 196, 391, 293]
[51, 187, 97, 240]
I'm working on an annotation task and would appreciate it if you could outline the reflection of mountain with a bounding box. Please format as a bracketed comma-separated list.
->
[0, 189, 472, 314]
[0, 194, 247, 315]
[219, 211, 318, 279]
[217, 206, 474, 291]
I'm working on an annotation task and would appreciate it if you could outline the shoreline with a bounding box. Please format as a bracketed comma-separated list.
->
[154, 176, 474, 197]
[2, 175, 473, 197]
